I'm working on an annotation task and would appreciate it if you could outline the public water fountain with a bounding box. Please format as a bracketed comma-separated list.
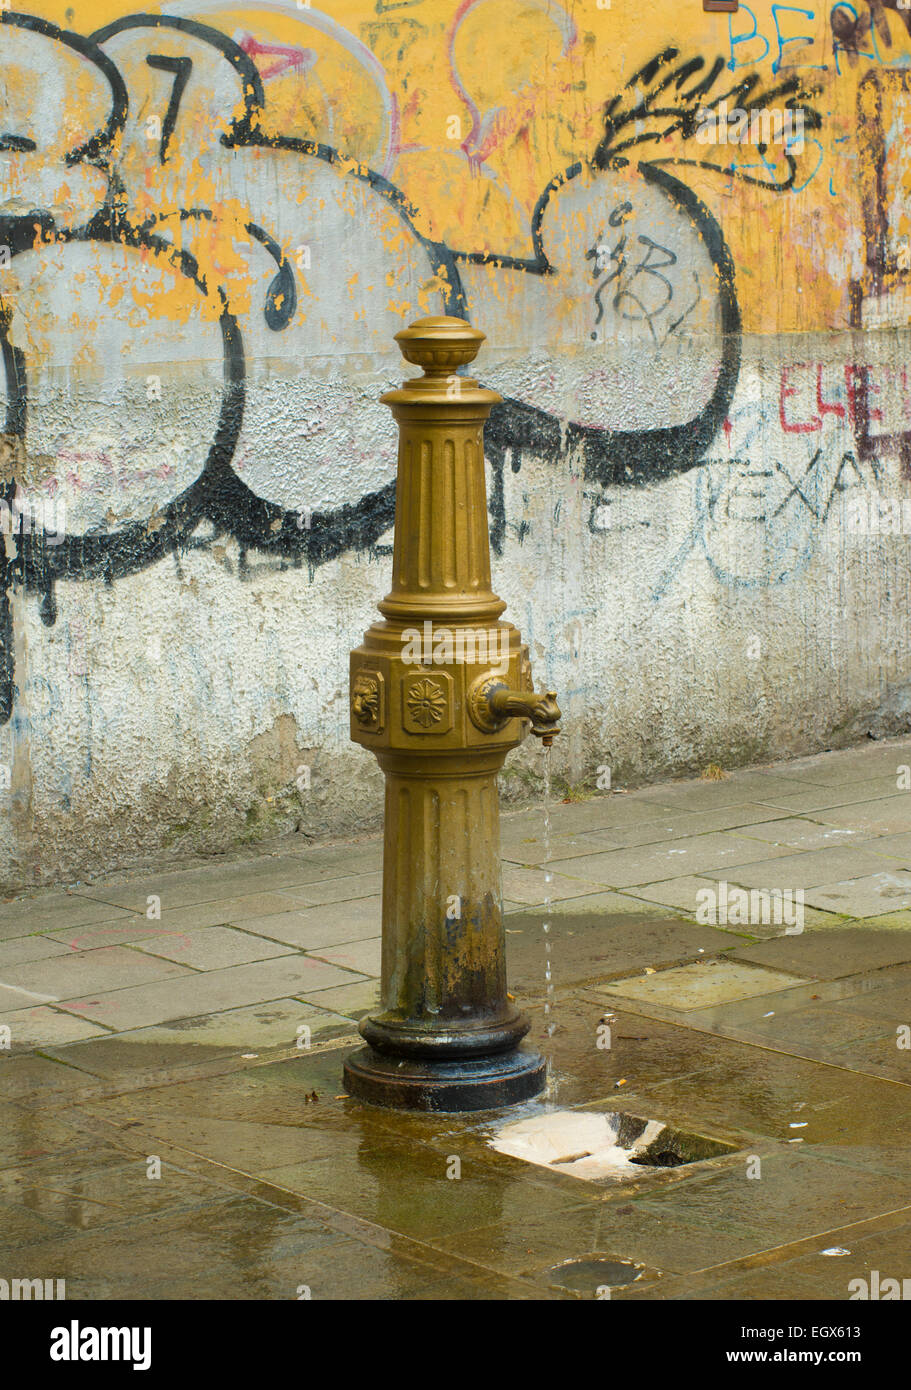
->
[343, 316, 561, 1111]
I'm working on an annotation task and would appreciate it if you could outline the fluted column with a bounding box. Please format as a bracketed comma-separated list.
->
[380, 420, 504, 623]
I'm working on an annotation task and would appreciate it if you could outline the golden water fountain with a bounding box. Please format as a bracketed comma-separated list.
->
[343, 316, 560, 1111]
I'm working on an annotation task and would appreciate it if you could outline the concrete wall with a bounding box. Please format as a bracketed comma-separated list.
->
[1, 0, 910, 886]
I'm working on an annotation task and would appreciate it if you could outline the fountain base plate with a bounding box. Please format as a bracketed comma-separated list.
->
[343, 1044, 546, 1112]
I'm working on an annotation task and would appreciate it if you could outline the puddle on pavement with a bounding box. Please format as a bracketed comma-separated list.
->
[601, 959, 807, 1011]
[545, 1255, 646, 1294]
[488, 1107, 738, 1181]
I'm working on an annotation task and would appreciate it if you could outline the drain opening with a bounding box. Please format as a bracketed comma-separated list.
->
[629, 1149, 686, 1168]
[489, 1109, 739, 1181]
[547, 1255, 644, 1294]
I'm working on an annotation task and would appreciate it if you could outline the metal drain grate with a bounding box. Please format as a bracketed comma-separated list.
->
[546, 1255, 646, 1294]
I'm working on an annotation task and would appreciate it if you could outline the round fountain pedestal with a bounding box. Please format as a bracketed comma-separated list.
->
[343, 1046, 546, 1112]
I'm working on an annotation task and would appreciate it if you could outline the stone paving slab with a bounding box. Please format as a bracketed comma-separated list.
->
[0, 1199, 75, 1253]
[501, 865, 612, 903]
[855, 829, 911, 859]
[617, 874, 738, 913]
[70, 856, 379, 913]
[700, 845, 899, 890]
[0, 1004, 112, 1048]
[726, 817, 876, 851]
[666, 967, 911, 1034]
[275, 873, 384, 906]
[123, 893, 316, 930]
[307, 939, 383, 976]
[731, 928, 911, 978]
[771, 747, 911, 784]
[861, 910, 911, 928]
[0, 1195, 362, 1300]
[0, 894, 136, 940]
[700, 1003, 898, 1053]
[43, 920, 179, 950]
[0, 935, 75, 968]
[827, 975, 911, 1022]
[39, 1002, 356, 1080]
[620, 1206, 911, 1300]
[622, 875, 842, 933]
[597, 960, 808, 1011]
[804, 870, 911, 916]
[506, 796, 679, 834]
[503, 908, 736, 992]
[0, 1146, 235, 1233]
[815, 1034, 911, 1084]
[0, 1053, 102, 1101]
[813, 795, 911, 835]
[132, 925, 295, 970]
[615, 1150, 911, 1270]
[55, 956, 367, 1031]
[0, 945, 194, 1001]
[756, 778, 909, 815]
[548, 833, 796, 890]
[502, 832, 623, 865]
[632, 776, 820, 812]
[0, 1101, 94, 1169]
[575, 803, 797, 851]
[237, 899, 382, 949]
[295, 979, 380, 1016]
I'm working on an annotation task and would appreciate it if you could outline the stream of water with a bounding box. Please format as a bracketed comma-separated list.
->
[542, 744, 556, 1105]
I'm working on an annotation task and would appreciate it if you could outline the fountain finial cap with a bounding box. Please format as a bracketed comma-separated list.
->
[394, 316, 485, 378]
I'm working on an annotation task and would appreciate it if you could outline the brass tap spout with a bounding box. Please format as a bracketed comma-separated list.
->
[488, 686, 561, 744]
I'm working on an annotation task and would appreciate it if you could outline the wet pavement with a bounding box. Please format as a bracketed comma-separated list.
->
[2, 737, 911, 1299]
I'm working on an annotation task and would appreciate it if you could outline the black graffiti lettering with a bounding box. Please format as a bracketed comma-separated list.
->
[772, 454, 824, 520]
[613, 234, 677, 332]
[360, 17, 426, 66]
[667, 269, 702, 335]
[245, 221, 297, 332]
[374, 0, 426, 12]
[587, 229, 626, 331]
[593, 45, 822, 194]
[0, 134, 37, 152]
[772, 451, 880, 525]
[145, 54, 193, 163]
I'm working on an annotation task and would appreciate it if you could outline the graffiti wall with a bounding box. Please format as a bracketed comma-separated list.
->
[0, 0, 910, 884]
